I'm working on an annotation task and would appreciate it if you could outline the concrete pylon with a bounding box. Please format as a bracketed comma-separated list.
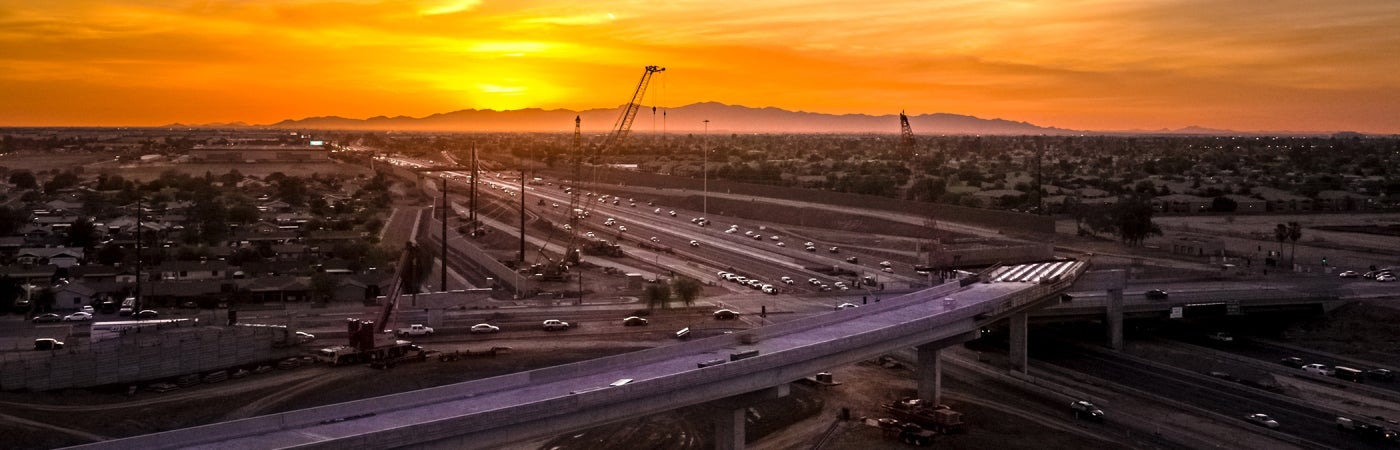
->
[1009, 312, 1028, 373]
[1106, 287, 1124, 351]
[916, 344, 942, 405]
[705, 384, 789, 450]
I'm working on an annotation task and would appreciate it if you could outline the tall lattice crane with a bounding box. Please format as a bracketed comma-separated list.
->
[598, 65, 666, 153]
[899, 110, 916, 157]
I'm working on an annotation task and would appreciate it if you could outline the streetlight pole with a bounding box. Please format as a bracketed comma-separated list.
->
[703, 119, 709, 219]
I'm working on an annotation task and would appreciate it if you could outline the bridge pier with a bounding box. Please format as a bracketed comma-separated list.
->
[1106, 287, 1123, 351]
[705, 384, 789, 450]
[916, 344, 942, 405]
[1009, 312, 1028, 373]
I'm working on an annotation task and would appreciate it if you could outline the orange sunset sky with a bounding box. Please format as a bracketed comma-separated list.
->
[1, 0, 1397, 133]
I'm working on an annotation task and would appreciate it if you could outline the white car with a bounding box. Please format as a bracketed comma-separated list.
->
[780, 276, 794, 284]
[776, 242, 786, 247]
[470, 323, 501, 334]
[1245, 413, 1279, 429]
[882, 267, 895, 273]
[1378, 274, 1397, 282]
[62, 312, 92, 322]
[80, 305, 94, 314]
[836, 303, 858, 309]
[617, 226, 627, 232]
[689, 240, 700, 247]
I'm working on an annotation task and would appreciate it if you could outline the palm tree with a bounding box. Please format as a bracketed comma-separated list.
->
[1287, 222, 1303, 268]
[1273, 223, 1288, 266]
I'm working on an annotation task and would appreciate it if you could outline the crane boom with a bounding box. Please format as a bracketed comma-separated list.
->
[899, 110, 916, 156]
[599, 65, 665, 152]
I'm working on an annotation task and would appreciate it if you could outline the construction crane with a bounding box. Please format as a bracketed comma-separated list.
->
[899, 110, 916, 157]
[598, 65, 666, 153]
[537, 66, 665, 271]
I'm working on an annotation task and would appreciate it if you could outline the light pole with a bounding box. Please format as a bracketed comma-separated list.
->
[703, 119, 709, 219]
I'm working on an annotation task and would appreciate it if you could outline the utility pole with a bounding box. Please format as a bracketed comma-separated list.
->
[470, 143, 478, 224]
[135, 196, 142, 313]
[440, 176, 448, 292]
[703, 119, 709, 219]
[519, 167, 526, 263]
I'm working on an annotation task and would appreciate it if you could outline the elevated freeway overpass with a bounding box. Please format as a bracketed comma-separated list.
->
[75, 261, 1088, 450]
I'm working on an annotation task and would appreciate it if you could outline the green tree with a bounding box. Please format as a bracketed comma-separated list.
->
[672, 277, 702, 307]
[66, 217, 98, 249]
[644, 281, 671, 310]
[8, 171, 36, 190]
[1287, 221, 1303, 267]
[1114, 197, 1161, 246]
[310, 273, 339, 304]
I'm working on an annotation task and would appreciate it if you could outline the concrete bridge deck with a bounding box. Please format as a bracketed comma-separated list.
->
[73, 261, 1086, 450]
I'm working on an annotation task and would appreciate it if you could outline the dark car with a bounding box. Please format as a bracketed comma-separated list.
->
[846, 256, 859, 264]
[1368, 368, 1395, 381]
[31, 313, 62, 323]
[135, 309, 159, 319]
[1279, 357, 1305, 368]
[713, 309, 738, 320]
[622, 316, 649, 326]
[1071, 400, 1105, 421]
[1145, 289, 1169, 300]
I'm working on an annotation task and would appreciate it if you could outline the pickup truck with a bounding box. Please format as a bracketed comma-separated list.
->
[398, 324, 435, 337]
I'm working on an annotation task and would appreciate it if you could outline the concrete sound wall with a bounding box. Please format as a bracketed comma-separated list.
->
[0, 325, 304, 392]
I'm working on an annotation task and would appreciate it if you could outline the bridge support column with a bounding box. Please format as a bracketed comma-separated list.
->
[1009, 312, 1028, 373]
[1106, 288, 1123, 351]
[916, 344, 942, 405]
[705, 384, 789, 450]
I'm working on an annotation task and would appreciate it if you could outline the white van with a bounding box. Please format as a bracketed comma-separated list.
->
[118, 297, 136, 316]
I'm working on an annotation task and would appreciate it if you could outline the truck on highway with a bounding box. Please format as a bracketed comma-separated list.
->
[883, 398, 964, 434]
[398, 324, 435, 337]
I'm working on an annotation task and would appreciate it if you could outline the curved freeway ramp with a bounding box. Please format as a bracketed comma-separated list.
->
[72, 261, 1086, 450]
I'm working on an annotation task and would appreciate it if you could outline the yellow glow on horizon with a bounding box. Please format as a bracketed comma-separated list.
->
[0, 0, 1396, 133]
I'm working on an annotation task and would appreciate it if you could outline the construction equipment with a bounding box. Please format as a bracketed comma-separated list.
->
[315, 243, 426, 366]
[540, 66, 665, 271]
[899, 110, 916, 157]
[883, 398, 964, 434]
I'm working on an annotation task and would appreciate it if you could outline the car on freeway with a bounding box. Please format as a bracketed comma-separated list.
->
[62, 312, 92, 322]
[879, 261, 892, 267]
[622, 316, 649, 326]
[829, 247, 840, 253]
[752, 234, 763, 240]
[1145, 289, 1169, 300]
[689, 240, 700, 247]
[31, 313, 62, 323]
[882, 267, 895, 273]
[836, 303, 858, 310]
[713, 309, 738, 320]
[803, 242, 814, 247]
[1207, 332, 1234, 342]
[135, 310, 159, 319]
[1245, 413, 1279, 429]
[618, 226, 627, 232]
[542, 319, 570, 331]
[1379, 274, 1397, 282]
[1368, 368, 1395, 381]
[295, 331, 316, 343]
[1339, 270, 1360, 278]
[780, 276, 794, 284]
[776, 241, 785, 247]
[761, 285, 777, 295]
[650, 236, 661, 243]
[1070, 401, 1104, 421]
[669, 210, 677, 217]
[654, 208, 662, 214]
[470, 323, 501, 334]
[846, 256, 859, 264]
[1279, 356, 1304, 368]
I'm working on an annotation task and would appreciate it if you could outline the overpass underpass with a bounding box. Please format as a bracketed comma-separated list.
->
[74, 261, 1087, 450]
